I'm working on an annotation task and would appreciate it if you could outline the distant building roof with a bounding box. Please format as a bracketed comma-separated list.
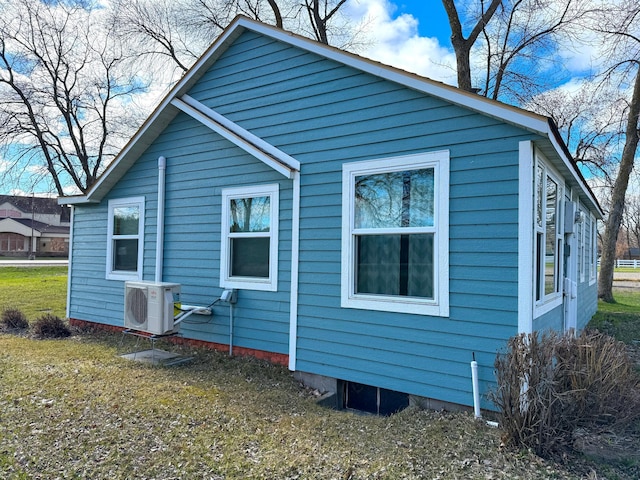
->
[10, 218, 70, 234]
[0, 195, 70, 222]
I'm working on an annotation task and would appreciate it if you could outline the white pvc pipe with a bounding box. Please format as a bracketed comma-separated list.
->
[471, 359, 481, 419]
[155, 156, 166, 283]
[288, 171, 300, 371]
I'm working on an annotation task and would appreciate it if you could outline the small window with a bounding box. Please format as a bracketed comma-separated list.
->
[533, 155, 563, 313]
[220, 184, 279, 291]
[106, 197, 144, 281]
[341, 151, 449, 316]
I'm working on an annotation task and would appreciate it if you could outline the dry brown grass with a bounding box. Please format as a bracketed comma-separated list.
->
[0, 330, 601, 480]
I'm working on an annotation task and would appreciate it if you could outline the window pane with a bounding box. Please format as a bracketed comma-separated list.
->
[113, 206, 139, 235]
[356, 234, 434, 298]
[113, 239, 138, 271]
[544, 177, 557, 295]
[230, 196, 270, 233]
[230, 237, 270, 278]
[355, 169, 434, 229]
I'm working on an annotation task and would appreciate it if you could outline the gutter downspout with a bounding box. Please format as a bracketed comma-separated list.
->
[155, 156, 167, 283]
[65, 206, 74, 319]
[288, 170, 301, 371]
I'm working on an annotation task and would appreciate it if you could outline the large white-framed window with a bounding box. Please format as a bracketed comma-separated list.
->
[341, 151, 449, 317]
[589, 213, 597, 284]
[106, 197, 145, 281]
[533, 155, 563, 315]
[220, 184, 279, 292]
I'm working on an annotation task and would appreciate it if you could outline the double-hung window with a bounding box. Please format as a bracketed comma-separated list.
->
[534, 155, 563, 313]
[220, 184, 279, 291]
[106, 197, 144, 281]
[341, 151, 449, 316]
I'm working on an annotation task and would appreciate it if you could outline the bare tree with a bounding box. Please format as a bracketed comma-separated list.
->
[111, 0, 355, 77]
[621, 194, 640, 256]
[526, 81, 627, 176]
[442, 0, 589, 102]
[304, 0, 348, 45]
[109, 0, 201, 75]
[479, 0, 589, 103]
[442, 0, 502, 92]
[599, 65, 640, 301]
[593, 0, 640, 302]
[0, 0, 145, 195]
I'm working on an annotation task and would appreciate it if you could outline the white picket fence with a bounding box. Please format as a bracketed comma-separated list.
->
[616, 259, 640, 268]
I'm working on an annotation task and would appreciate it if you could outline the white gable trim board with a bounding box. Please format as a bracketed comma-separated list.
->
[171, 96, 299, 179]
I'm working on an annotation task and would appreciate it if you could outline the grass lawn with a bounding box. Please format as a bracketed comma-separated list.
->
[589, 291, 640, 345]
[0, 267, 638, 479]
[0, 266, 67, 320]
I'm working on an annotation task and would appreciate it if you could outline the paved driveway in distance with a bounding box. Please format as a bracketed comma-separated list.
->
[0, 259, 68, 267]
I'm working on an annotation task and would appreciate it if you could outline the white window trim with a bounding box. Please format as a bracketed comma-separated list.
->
[589, 213, 597, 285]
[220, 184, 279, 292]
[533, 154, 564, 317]
[106, 196, 145, 281]
[341, 151, 450, 317]
[579, 206, 586, 284]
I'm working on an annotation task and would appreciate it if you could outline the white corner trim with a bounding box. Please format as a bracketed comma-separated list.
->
[171, 97, 295, 179]
[518, 141, 534, 335]
[288, 171, 301, 371]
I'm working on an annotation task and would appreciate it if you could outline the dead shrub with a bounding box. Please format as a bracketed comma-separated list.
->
[32, 314, 71, 339]
[491, 330, 640, 457]
[1, 307, 29, 331]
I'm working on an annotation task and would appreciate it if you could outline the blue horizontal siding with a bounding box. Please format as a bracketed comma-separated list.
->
[69, 109, 293, 355]
[66, 27, 597, 411]
[181, 30, 530, 407]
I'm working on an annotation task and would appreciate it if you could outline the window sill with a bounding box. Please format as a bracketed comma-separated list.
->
[106, 271, 141, 282]
[341, 294, 449, 317]
[534, 294, 562, 318]
[221, 277, 277, 292]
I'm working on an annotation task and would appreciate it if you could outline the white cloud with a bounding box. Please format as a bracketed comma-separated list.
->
[344, 0, 457, 84]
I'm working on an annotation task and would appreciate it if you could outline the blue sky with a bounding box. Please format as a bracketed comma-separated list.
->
[395, 1, 452, 42]
[0, 0, 602, 196]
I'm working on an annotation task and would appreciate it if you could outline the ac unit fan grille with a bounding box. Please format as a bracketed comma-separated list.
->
[127, 288, 148, 326]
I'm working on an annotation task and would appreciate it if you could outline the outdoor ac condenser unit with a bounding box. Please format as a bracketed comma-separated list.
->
[124, 281, 181, 335]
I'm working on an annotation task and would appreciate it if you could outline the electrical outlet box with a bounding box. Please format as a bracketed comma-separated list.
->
[220, 289, 237, 304]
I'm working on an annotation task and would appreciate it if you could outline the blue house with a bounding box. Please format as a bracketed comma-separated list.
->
[60, 16, 602, 412]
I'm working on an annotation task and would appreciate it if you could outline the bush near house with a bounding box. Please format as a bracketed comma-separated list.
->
[31, 313, 71, 339]
[492, 330, 640, 458]
[0, 307, 29, 331]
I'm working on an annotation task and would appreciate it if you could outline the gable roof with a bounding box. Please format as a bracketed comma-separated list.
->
[2, 195, 71, 222]
[59, 15, 602, 217]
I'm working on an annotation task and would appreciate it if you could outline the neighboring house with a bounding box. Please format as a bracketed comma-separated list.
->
[60, 17, 602, 412]
[0, 195, 70, 257]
